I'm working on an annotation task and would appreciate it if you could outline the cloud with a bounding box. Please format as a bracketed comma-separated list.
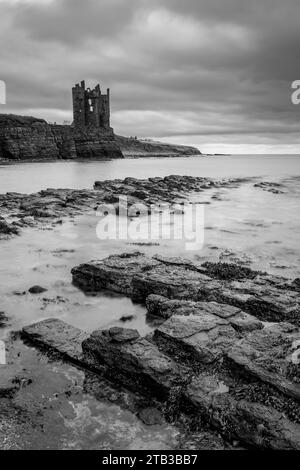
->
[0, 0, 300, 153]
[12, 0, 140, 43]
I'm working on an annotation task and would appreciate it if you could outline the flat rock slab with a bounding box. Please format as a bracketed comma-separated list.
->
[22, 318, 89, 365]
[72, 253, 300, 324]
[153, 313, 238, 365]
[22, 319, 187, 402]
[21, 318, 300, 449]
[227, 323, 300, 401]
[146, 294, 263, 333]
[186, 373, 300, 450]
[82, 327, 188, 401]
[72, 252, 160, 294]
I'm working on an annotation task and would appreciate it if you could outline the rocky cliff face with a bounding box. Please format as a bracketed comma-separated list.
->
[0, 114, 202, 161]
[0, 114, 123, 161]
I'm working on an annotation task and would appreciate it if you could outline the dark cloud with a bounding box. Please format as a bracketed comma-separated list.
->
[12, 0, 141, 43]
[0, 0, 300, 153]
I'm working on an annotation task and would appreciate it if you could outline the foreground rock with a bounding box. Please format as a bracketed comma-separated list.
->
[185, 374, 300, 450]
[67, 252, 300, 448]
[82, 327, 187, 401]
[24, 252, 300, 449]
[146, 294, 263, 333]
[22, 316, 300, 449]
[227, 323, 300, 401]
[72, 252, 300, 325]
[22, 318, 88, 365]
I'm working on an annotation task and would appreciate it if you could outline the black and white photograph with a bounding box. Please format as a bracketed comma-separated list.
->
[0, 0, 300, 455]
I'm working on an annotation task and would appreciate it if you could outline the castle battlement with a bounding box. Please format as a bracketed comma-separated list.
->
[72, 80, 110, 129]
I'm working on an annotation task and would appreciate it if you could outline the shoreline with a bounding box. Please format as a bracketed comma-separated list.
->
[0, 174, 254, 235]
[0, 174, 299, 450]
[0, 153, 205, 165]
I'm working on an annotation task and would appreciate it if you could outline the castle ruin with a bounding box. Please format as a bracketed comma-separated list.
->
[72, 80, 110, 129]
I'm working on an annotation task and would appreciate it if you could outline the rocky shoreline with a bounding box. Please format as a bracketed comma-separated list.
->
[0, 174, 299, 450]
[20, 251, 300, 449]
[0, 175, 251, 237]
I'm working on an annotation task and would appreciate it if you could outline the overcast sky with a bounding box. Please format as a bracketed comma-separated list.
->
[0, 0, 300, 153]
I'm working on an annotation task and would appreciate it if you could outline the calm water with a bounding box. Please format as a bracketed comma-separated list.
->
[1, 154, 300, 194]
[0, 154, 300, 449]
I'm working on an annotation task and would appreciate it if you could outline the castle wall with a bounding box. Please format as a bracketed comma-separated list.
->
[72, 81, 110, 129]
[72, 82, 86, 128]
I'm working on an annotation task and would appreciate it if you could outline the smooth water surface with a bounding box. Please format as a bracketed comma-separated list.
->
[0, 155, 300, 449]
[1, 154, 300, 194]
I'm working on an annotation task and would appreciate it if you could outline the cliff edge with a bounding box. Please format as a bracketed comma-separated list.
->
[0, 114, 123, 161]
[0, 114, 202, 161]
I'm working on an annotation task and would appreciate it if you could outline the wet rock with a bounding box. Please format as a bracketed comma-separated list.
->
[13, 290, 26, 296]
[254, 181, 285, 194]
[0, 312, 10, 327]
[73, 253, 300, 325]
[22, 318, 89, 365]
[0, 175, 247, 236]
[0, 218, 19, 236]
[72, 252, 160, 294]
[138, 407, 164, 425]
[227, 323, 300, 401]
[185, 374, 300, 450]
[21, 316, 300, 450]
[201, 261, 261, 280]
[28, 285, 48, 294]
[153, 313, 237, 365]
[292, 278, 300, 291]
[128, 242, 160, 247]
[72, 252, 210, 301]
[52, 248, 76, 254]
[146, 294, 263, 333]
[22, 319, 187, 403]
[228, 311, 263, 333]
[20, 216, 35, 226]
[178, 432, 226, 450]
[107, 327, 140, 343]
[82, 327, 187, 401]
[119, 314, 135, 323]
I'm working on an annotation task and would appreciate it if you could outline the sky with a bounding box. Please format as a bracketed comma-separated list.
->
[0, 0, 300, 154]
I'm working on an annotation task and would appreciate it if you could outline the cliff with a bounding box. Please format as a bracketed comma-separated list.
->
[0, 114, 123, 161]
[115, 135, 201, 157]
[0, 114, 201, 161]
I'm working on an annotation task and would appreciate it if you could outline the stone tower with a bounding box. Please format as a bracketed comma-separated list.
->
[72, 80, 110, 129]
